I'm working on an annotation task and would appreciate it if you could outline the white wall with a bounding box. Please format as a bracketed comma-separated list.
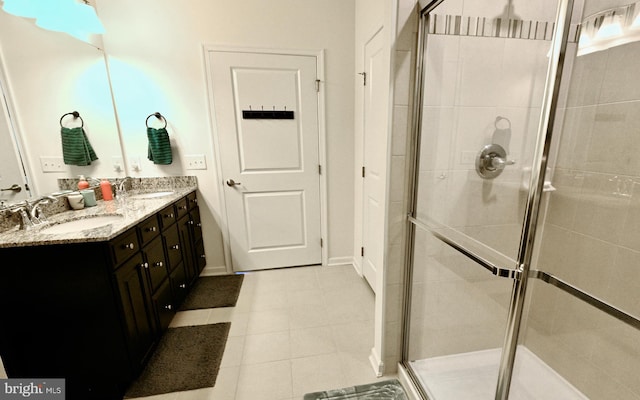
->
[96, 0, 356, 271]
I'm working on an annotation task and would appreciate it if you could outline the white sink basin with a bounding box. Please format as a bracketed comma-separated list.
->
[129, 191, 175, 200]
[40, 215, 124, 234]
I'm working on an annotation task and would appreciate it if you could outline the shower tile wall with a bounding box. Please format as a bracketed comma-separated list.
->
[523, 37, 640, 399]
[415, 34, 550, 261]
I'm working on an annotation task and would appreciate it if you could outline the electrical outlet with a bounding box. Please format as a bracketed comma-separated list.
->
[185, 154, 207, 170]
[40, 156, 66, 172]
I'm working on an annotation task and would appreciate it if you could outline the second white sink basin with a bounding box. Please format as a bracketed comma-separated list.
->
[129, 191, 175, 200]
[40, 215, 124, 234]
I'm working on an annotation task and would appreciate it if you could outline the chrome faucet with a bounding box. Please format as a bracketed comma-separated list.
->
[116, 176, 133, 194]
[27, 195, 57, 225]
[10, 203, 34, 230]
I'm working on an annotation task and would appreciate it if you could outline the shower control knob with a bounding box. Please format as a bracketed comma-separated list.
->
[490, 156, 516, 170]
[476, 143, 515, 179]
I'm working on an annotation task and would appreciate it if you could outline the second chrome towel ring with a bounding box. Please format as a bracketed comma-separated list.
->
[60, 111, 84, 128]
[146, 112, 167, 129]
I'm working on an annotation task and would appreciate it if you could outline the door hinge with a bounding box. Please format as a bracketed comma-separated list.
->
[361, 247, 364, 257]
[318, 164, 322, 175]
[321, 238, 323, 248]
[315, 79, 321, 92]
[358, 72, 367, 86]
[362, 166, 365, 178]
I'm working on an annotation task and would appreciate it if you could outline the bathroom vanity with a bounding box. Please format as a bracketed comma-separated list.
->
[0, 187, 206, 399]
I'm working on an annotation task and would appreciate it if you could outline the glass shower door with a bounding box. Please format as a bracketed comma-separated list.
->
[403, 0, 565, 398]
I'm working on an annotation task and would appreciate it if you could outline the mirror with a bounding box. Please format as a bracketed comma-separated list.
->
[0, 10, 123, 199]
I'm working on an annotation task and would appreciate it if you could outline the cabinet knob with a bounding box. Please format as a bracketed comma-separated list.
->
[179, 284, 187, 289]
[171, 244, 180, 250]
[123, 242, 135, 250]
[147, 226, 157, 232]
[141, 262, 149, 269]
[164, 304, 173, 310]
[188, 220, 194, 225]
[200, 254, 206, 259]
[165, 213, 174, 218]
[179, 205, 187, 210]
[154, 261, 164, 267]
[196, 223, 202, 227]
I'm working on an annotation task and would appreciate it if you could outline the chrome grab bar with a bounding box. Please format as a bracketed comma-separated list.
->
[530, 270, 640, 332]
[407, 214, 640, 332]
[408, 215, 522, 280]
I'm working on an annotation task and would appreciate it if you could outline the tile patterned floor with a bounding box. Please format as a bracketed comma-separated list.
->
[135, 264, 391, 400]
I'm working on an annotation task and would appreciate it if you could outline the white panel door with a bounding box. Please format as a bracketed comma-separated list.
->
[362, 29, 389, 292]
[210, 51, 321, 271]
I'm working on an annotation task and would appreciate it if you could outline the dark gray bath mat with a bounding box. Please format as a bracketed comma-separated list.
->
[304, 379, 408, 399]
[124, 323, 230, 398]
[179, 274, 244, 310]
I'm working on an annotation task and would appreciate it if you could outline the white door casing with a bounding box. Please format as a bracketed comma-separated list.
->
[361, 29, 389, 292]
[0, 60, 30, 204]
[208, 49, 323, 271]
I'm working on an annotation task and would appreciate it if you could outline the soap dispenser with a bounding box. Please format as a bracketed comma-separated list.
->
[77, 175, 89, 190]
[100, 179, 113, 201]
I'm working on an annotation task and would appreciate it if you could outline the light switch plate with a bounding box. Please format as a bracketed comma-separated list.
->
[112, 156, 124, 172]
[185, 154, 207, 170]
[40, 156, 65, 172]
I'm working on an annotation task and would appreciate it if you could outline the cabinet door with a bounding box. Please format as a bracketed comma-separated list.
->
[170, 262, 189, 307]
[152, 278, 175, 332]
[144, 235, 169, 293]
[163, 224, 182, 272]
[114, 253, 155, 371]
[178, 214, 197, 285]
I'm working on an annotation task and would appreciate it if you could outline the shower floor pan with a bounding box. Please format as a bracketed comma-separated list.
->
[409, 346, 588, 400]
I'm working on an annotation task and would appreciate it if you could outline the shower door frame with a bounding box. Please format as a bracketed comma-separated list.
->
[401, 0, 575, 399]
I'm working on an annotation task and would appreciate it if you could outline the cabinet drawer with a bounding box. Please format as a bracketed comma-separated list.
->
[158, 204, 177, 230]
[186, 192, 198, 210]
[111, 228, 139, 266]
[175, 197, 189, 220]
[138, 215, 160, 246]
[163, 224, 182, 272]
[144, 236, 168, 293]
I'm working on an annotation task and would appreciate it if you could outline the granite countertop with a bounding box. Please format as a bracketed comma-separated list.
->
[0, 186, 196, 248]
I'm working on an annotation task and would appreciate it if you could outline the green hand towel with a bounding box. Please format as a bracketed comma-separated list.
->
[61, 127, 98, 166]
[147, 127, 173, 165]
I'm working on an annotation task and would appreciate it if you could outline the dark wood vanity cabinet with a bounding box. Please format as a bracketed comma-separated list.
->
[0, 191, 206, 399]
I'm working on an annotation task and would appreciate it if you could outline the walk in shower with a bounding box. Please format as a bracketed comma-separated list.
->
[402, 0, 640, 399]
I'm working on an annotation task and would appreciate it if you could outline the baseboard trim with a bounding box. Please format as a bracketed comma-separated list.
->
[327, 256, 355, 267]
[200, 264, 228, 276]
[369, 347, 385, 377]
[398, 363, 423, 400]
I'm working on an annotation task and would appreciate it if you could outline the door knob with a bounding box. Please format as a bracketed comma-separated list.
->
[226, 179, 241, 187]
[1, 184, 22, 193]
